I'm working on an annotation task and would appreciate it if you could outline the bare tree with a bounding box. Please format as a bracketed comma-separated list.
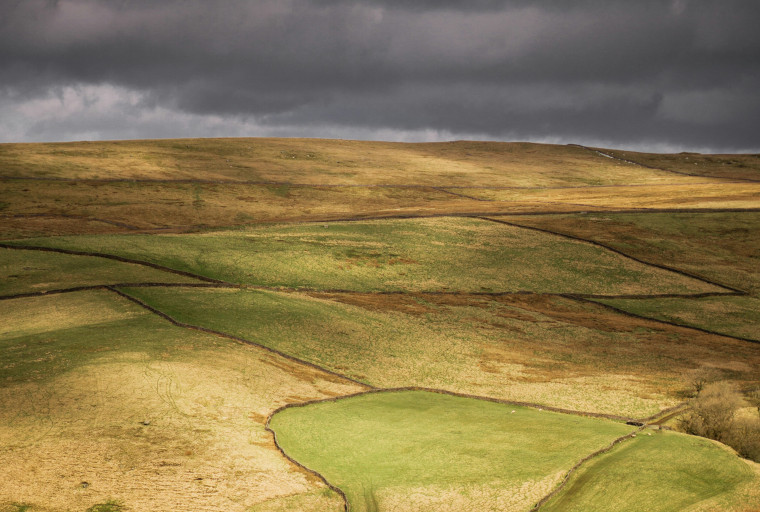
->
[688, 367, 721, 396]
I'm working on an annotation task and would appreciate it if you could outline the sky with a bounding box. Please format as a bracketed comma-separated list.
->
[1, 0, 759, 152]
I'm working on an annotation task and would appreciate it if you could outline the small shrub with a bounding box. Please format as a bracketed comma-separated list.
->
[680, 381, 760, 462]
[747, 388, 760, 414]
[726, 416, 760, 462]
[680, 381, 743, 441]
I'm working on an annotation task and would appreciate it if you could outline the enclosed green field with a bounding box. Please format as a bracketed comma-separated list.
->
[597, 295, 760, 342]
[268, 390, 634, 512]
[507, 211, 760, 293]
[0, 247, 199, 296]
[542, 431, 759, 512]
[8, 217, 721, 295]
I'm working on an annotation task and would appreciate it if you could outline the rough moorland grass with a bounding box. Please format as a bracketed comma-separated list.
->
[459, 182, 760, 210]
[598, 147, 760, 182]
[123, 287, 760, 417]
[269, 390, 634, 512]
[596, 295, 760, 342]
[542, 431, 759, 512]
[505, 211, 760, 293]
[0, 290, 357, 511]
[9, 217, 720, 295]
[0, 247, 198, 296]
[0, 138, 700, 187]
[0, 179, 467, 235]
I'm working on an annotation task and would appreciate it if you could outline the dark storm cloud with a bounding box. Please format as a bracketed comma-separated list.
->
[1, 0, 759, 150]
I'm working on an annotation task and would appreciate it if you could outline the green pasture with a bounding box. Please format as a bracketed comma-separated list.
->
[542, 431, 758, 512]
[597, 295, 760, 342]
[8, 217, 721, 295]
[0, 247, 198, 296]
[268, 390, 634, 512]
[510, 211, 760, 293]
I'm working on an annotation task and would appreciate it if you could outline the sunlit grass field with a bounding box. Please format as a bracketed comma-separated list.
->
[6, 217, 722, 295]
[0, 138, 706, 187]
[268, 390, 634, 512]
[542, 431, 759, 512]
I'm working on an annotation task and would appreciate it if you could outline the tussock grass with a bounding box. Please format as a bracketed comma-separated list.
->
[10, 217, 720, 295]
[0, 180, 469, 235]
[542, 430, 759, 512]
[269, 390, 634, 512]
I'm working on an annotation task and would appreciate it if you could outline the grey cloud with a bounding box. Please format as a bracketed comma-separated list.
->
[0, 0, 759, 150]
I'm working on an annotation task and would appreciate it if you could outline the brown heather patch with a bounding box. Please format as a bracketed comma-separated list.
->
[0, 215, 135, 239]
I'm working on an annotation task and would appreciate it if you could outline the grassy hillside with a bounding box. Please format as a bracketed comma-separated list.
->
[1, 137, 759, 511]
[0, 246, 200, 296]
[121, 286, 760, 417]
[505, 211, 760, 293]
[0, 139, 713, 186]
[1, 139, 748, 237]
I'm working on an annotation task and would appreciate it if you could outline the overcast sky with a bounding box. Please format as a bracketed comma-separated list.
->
[1, 0, 759, 152]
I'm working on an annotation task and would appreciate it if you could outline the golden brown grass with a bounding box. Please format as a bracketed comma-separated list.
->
[4, 138, 756, 239]
[458, 182, 760, 210]
[0, 138, 713, 186]
[355, 291, 760, 405]
[596, 147, 760, 182]
[0, 291, 361, 511]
